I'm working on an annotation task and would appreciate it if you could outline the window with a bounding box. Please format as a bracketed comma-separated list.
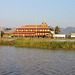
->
[31, 30, 32, 31]
[26, 30, 28, 31]
[35, 33, 37, 35]
[45, 30, 47, 31]
[43, 29, 44, 31]
[22, 30, 23, 31]
[17, 30, 18, 31]
[40, 33, 42, 35]
[48, 29, 50, 31]
[40, 30, 42, 31]
[23, 34, 24, 36]
[35, 30, 37, 31]
[38, 33, 39, 35]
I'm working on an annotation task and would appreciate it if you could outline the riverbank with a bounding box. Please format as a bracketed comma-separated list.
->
[0, 38, 75, 50]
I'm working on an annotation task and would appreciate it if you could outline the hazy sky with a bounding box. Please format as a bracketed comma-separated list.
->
[0, 0, 75, 28]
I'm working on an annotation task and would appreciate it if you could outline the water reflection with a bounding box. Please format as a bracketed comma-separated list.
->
[0, 46, 75, 75]
[55, 39, 75, 41]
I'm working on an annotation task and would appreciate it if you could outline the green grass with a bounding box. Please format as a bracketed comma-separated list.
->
[0, 38, 14, 46]
[0, 37, 75, 50]
[13, 38, 75, 50]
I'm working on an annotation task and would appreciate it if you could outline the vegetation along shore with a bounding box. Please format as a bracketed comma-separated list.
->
[0, 37, 75, 50]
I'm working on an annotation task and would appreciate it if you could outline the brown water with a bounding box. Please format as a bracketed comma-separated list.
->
[0, 46, 75, 75]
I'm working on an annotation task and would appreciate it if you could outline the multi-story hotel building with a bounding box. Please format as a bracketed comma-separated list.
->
[12, 20, 51, 37]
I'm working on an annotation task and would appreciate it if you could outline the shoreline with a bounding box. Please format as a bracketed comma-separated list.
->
[0, 38, 75, 50]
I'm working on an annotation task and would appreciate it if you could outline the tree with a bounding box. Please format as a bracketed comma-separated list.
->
[55, 26, 60, 34]
[51, 26, 60, 34]
[1, 31, 4, 37]
[4, 28, 11, 32]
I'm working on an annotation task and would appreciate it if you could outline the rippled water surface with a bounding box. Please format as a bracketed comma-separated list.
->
[0, 46, 75, 75]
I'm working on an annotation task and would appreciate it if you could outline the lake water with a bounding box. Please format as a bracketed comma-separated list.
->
[0, 46, 75, 75]
[49, 39, 75, 41]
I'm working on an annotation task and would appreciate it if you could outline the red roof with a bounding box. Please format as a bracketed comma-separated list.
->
[71, 33, 75, 35]
[16, 24, 50, 29]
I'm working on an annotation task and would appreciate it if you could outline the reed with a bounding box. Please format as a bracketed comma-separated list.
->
[0, 38, 75, 50]
[0, 38, 14, 46]
[14, 39, 75, 50]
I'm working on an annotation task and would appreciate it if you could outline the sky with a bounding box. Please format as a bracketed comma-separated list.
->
[0, 0, 75, 28]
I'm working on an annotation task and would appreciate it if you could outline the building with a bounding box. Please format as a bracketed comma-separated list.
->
[71, 33, 75, 38]
[3, 32, 10, 37]
[12, 20, 51, 37]
[53, 34, 66, 38]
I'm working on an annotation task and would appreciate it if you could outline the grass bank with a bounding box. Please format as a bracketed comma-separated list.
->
[0, 38, 14, 46]
[0, 38, 75, 50]
[14, 40, 75, 50]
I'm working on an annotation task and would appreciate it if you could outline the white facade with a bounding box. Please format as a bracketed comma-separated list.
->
[71, 35, 75, 38]
[71, 33, 75, 38]
[53, 34, 66, 38]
